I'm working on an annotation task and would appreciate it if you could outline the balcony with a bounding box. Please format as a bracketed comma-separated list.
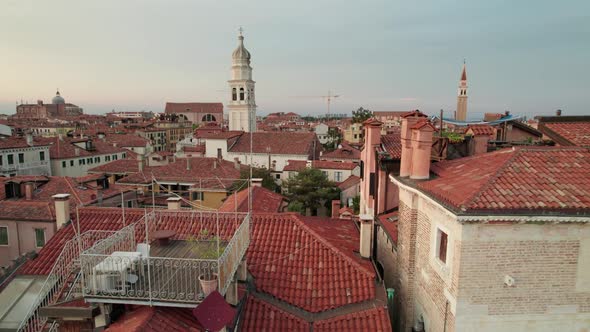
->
[80, 210, 249, 307]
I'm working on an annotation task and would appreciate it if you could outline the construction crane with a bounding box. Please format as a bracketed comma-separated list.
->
[291, 91, 341, 119]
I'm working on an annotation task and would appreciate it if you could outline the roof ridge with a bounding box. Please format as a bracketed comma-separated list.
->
[462, 148, 521, 210]
[292, 215, 374, 277]
[63, 177, 84, 205]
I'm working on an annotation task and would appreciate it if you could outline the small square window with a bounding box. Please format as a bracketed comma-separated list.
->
[70, 160, 74, 166]
[35, 228, 45, 247]
[18, 153, 24, 164]
[39, 151, 45, 161]
[62, 161, 66, 168]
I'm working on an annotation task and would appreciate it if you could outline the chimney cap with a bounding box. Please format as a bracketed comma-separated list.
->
[411, 120, 436, 131]
[52, 193, 71, 201]
[401, 110, 427, 119]
[359, 214, 373, 222]
[362, 117, 383, 126]
[166, 197, 182, 202]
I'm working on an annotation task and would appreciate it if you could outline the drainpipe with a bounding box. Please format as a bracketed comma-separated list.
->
[444, 300, 449, 332]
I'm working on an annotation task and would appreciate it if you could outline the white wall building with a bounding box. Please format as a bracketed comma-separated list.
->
[0, 134, 52, 177]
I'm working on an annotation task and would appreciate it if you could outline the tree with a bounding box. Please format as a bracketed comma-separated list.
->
[229, 167, 278, 193]
[323, 127, 343, 151]
[283, 168, 341, 216]
[352, 195, 360, 214]
[352, 107, 373, 123]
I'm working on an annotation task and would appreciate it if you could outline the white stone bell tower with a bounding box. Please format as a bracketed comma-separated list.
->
[456, 61, 468, 121]
[228, 28, 256, 132]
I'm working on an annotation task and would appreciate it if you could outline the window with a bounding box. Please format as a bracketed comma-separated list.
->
[275, 174, 280, 180]
[34, 229, 45, 248]
[232, 88, 237, 101]
[239, 87, 245, 101]
[191, 192, 204, 201]
[18, 153, 24, 164]
[62, 161, 66, 168]
[436, 228, 448, 264]
[113, 155, 118, 160]
[87, 158, 92, 164]
[217, 148, 222, 159]
[126, 200, 133, 208]
[7, 155, 13, 165]
[39, 151, 45, 161]
[335, 171, 343, 182]
[70, 160, 74, 166]
[106, 155, 111, 162]
[0, 155, 3, 166]
[0, 227, 7, 245]
[95, 157, 100, 163]
[122, 153, 126, 158]
[369, 172, 375, 196]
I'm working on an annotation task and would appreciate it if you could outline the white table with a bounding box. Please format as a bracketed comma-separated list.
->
[92, 251, 142, 293]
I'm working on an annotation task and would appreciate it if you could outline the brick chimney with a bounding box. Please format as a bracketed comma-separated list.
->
[359, 118, 383, 216]
[331, 200, 341, 218]
[400, 110, 428, 177]
[409, 120, 435, 180]
[25, 182, 34, 200]
[167, 197, 182, 210]
[473, 134, 490, 155]
[52, 194, 71, 229]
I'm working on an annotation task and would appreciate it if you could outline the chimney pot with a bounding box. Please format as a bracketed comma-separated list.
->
[556, 109, 562, 116]
[331, 200, 341, 218]
[52, 194, 71, 229]
[359, 214, 373, 258]
[251, 178, 263, 187]
[167, 197, 181, 210]
[409, 121, 435, 180]
[25, 182, 34, 200]
[74, 147, 80, 156]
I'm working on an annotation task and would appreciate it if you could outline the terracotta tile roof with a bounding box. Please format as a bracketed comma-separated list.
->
[0, 201, 54, 221]
[105, 305, 203, 332]
[229, 132, 319, 156]
[38, 136, 127, 159]
[373, 111, 409, 118]
[321, 145, 361, 161]
[117, 158, 241, 186]
[362, 118, 383, 126]
[219, 186, 286, 213]
[284, 160, 358, 171]
[541, 122, 590, 147]
[313, 306, 390, 332]
[248, 214, 375, 312]
[467, 124, 495, 136]
[195, 130, 243, 139]
[401, 110, 427, 118]
[417, 147, 590, 214]
[380, 131, 402, 160]
[240, 296, 309, 331]
[104, 134, 150, 148]
[378, 211, 398, 243]
[165, 102, 223, 114]
[0, 136, 51, 149]
[337, 175, 360, 190]
[88, 158, 143, 174]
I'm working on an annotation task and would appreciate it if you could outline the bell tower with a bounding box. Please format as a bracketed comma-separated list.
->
[456, 61, 468, 121]
[228, 28, 257, 132]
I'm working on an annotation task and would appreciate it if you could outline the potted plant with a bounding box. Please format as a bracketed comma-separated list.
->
[188, 229, 226, 297]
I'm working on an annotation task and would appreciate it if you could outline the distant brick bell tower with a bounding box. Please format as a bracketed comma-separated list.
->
[456, 61, 468, 121]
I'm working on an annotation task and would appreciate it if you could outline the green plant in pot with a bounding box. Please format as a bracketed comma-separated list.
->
[188, 229, 227, 297]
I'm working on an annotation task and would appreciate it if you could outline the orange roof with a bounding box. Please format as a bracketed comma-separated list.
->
[284, 160, 358, 171]
[165, 102, 223, 114]
[417, 147, 590, 214]
[467, 124, 495, 136]
[219, 186, 285, 213]
[542, 122, 590, 147]
[106, 306, 203, 332]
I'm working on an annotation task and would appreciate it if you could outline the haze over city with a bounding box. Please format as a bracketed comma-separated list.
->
[1, 0, 588, 118]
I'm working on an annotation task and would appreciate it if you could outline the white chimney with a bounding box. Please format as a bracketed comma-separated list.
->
[359, 214, 373, 258]
[306, 160, 313, 168]
[25, 132, 33, 146]
[251, 178, 263, 187]
[167, 197, 181, 210]
[52, 194, 71, 229]
[74, 147, 80, 156]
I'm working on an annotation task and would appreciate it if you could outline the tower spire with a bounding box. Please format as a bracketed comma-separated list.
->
[456, 61, 468, 121]
[228, 30, 256, 132]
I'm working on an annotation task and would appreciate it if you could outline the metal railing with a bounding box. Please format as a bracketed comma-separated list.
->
[80, 210, 249, 305]
[17, 230, 117, 332]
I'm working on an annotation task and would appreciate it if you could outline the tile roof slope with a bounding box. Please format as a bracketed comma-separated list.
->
[284, 160, 358, 171]
[104, 134, 150, 147]
[418, 147, 590, 213]
[0, 201, 54, 221]
[117, 158, 241, 185]
[88, 158, 144, 174]
[229, 132, 318, 155]
[543, 122, 590, 147]
[337, 175, 360, 190]
[240, 296, 309, 332]
[38, 136, 127, 159]
[321, 145, 361, 161]
[313, 306, 391, 332]
[165, 102, 223, 114]
[248, 213, 375, 313]
[105, 306, 203, 332]
[218, 186, 285, 213]
[381, 131, 402, 159]
[467, 124, 495, 136]
[0, 136, 51, 149]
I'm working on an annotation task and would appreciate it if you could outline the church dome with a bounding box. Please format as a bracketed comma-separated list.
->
[232, 33, 251, 62]
[52, 90, 65, 104]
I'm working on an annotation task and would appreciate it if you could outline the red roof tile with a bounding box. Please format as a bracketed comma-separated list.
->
[378, 211, 398, 244]
[467, 124, 495, 136]
[229, 132, 319, 156]
[401, 110, 427, 118]
[106, 306, 203, 332]
[240, 296, 308, 332]
[248, 214, 375, 312]
[88, 158, 143, 174]
[283, 160, 358, 171]
[380, 131, 402, 160]
[0, 136, 51, 149]
[104, 134, 150, 148]
[337, 175, 360, 190]
[542, 122, 590, 147]
[165, 102, 223, 114]
[38, 136, 127, 159]
[219, 186, 286, 213]
[321, 145, 361, 161]
[418, 147, 590, 214]
[0, 201, 54, 221]
[314, 306, 390, 332]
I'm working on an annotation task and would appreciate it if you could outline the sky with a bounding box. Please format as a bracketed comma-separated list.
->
[0, 0, 588, 119]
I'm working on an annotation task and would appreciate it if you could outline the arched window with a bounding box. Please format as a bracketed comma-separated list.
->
[201, 114, 217, 122]
[232, 88, 237, 101]
[240, 87, 245, 101]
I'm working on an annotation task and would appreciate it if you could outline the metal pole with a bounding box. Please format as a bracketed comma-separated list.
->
[144, 208, 152, 305]
[76, 205, 85, 296]
[121, 191, 126, 227]
[439, 109, 444, 134]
